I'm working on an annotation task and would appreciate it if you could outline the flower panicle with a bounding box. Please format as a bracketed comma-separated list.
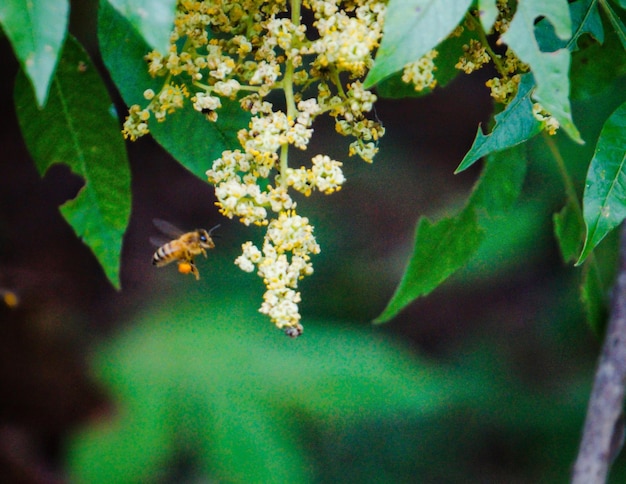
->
[127, 0, 388, 335]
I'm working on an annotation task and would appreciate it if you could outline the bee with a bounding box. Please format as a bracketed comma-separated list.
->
[151, 219, 220, 280]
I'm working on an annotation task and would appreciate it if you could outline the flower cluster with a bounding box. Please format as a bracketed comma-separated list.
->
[455, 39, 490, 74]
[124, 0, 386, 336]
[402, 49, 438, 92]
[399, 0, 553, 136]
[456, 2, 550, 130]
[235, 211, 320, 335]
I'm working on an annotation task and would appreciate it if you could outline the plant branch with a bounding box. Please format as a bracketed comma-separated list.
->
[572, 222, 626, 483]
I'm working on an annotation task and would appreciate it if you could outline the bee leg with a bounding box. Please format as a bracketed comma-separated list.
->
[191, 263, 200, 280]
[184, 258, 200, 280]
[201, 248, 207, 258]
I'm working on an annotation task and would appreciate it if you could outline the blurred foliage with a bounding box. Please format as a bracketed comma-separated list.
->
[67, 288, 455, 482]
[65, 280, 626, 482]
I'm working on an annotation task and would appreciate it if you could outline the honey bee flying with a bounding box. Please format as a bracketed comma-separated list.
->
[151, 219, 219, 280]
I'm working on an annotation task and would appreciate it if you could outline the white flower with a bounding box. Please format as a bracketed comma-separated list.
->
[267, 212, 320, 256]
[192, 92, 222, 112]
[311, 155, 345, 194]
[250, 61, 281, 86]
[235, 242, 262, 272]
[260, 287, 302, 328]
[213, 79, 241, 98]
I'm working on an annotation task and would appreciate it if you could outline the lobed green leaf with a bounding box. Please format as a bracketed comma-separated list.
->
[569, 0, 604, 48]
[577, 101, 626, 264]
[0, 0, 69, 106]
[376, 146, 527, 323]
[105, 0, 177, 56]
[456, 74, 542, 173]
[363, 0, 473, 88]
[467, 146, 529, 215]
[501, 0, 582, 143]
[14, 36, 130, 289]
[457, 0, 602, 168]
[535, 0, 603, 53]
[98, 1, 248, 180]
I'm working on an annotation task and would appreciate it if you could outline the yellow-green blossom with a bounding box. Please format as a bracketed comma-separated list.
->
[402, 50, 438, 92]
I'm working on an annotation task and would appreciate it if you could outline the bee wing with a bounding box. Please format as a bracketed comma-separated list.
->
[153, 218, 184, 238]
[150, 236, 170, 248]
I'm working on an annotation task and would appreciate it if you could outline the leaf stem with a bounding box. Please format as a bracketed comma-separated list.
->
[542, 133, 581, 221]
[277, 0, 302, 187]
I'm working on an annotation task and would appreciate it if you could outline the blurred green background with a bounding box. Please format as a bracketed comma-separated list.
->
[3, 2, 626, 482]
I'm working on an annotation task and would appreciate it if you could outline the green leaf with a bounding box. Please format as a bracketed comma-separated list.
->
[459, 199, 545, 281]
[363, 0, 473, 88]
[98, 1, 248, 179]
[468, 146, 529, 215]
[577, 101, 626, 264]
[375, 208, 485, 323]
[0, 0, 69, 106]
[67, 295, 458, 482]
[477, 0, 499, 33]
[376, 146, 527, 323]
[571, 27, 626, 101]
[553, 200, 584, 263]
[106, 0, 177, 56]
[14, 36, 130, 289]
[599, 0, 626, 50]
[501, 0, 583, 143]
[456, 74, 542, 173]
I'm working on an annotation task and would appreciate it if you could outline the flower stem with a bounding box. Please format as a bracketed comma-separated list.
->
[277, 0, 302, 187]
